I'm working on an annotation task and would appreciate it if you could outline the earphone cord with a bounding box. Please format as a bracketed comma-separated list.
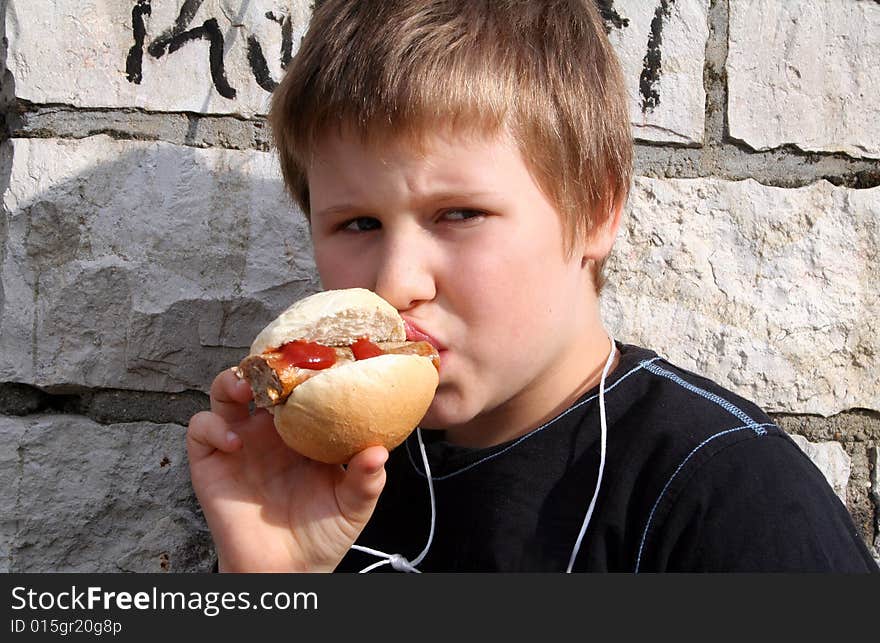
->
[351, 335, 616, 573]
[566, 335, 616, 572]
[351, 426, 436, 573]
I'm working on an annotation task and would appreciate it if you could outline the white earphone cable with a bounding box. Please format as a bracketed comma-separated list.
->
[351, 426, 437, 573]
[352, 335, 616, 573]
[565, 335, 616, 572]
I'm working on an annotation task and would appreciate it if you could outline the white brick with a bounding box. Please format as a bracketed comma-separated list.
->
[788, 435, 851, 506]
[608, 0, 709, 145]
[4, 0, 312, 117]
[4, 0, 708, 142]
[728, 0, 880, 159]
[0, 136, 319, 393]
[602, 177, 880, 416]
[1, 414, 212, 572]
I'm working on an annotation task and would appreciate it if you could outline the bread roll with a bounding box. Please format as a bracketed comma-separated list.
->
[250, 288, 406, 355]
[241, 288, 439, 464]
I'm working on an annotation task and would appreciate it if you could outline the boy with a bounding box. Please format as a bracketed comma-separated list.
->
[187, 0, 877, 572]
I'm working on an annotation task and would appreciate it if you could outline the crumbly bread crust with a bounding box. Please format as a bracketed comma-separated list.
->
[273, 354, 439, 464]
[244, 288, 438, 464]
[250, 288, 406, 356]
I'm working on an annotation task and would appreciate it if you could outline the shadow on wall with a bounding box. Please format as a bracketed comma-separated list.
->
[0, 135, 320, 396]
[0, 1, 323, 573]
[0, 135, 319, 572]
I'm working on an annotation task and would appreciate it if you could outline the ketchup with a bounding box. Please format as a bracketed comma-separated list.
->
[273, 340, 337, 370]
[351, 336, 385, 360]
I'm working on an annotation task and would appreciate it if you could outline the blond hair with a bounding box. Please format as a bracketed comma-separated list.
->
[270, 0, 632, 291]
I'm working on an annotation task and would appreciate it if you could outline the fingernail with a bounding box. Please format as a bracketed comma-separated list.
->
[226, 431, 239, 444]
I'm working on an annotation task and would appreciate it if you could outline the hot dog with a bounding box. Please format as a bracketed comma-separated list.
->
[235, 288, 440, 464]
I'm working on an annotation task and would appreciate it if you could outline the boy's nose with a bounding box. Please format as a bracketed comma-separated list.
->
[372, 232, 436, 312]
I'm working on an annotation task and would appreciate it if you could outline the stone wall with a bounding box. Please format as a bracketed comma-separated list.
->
[1, 0, 877, 572]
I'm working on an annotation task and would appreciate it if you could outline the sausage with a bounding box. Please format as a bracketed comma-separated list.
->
[237, 341, 439, 408]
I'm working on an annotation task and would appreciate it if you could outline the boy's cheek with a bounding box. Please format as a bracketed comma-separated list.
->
[314, 253, 368, 290]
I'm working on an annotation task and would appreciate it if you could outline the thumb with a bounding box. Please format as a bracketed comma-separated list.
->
[336, 446, 389, 527]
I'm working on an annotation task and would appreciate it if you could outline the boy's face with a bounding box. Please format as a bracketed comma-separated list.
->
[307, 128, 614, 447]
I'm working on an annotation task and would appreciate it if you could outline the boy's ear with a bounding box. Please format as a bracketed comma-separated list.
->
[581, 195, 625, 264]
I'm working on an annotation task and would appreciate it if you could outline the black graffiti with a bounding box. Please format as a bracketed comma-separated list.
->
[125, 0, 673, 113]
[639, 0, 674, 113]
[125, 0, 292, 100]
[596, 0, 630, 33]
[125, 0, 152, 83]
[246, 12, 294, 92]
[146, 0, 203, 58]
[598, 0, 672, 114]
[136, 0, 235, 99]
[165, 18, 236, 99]
[246, 35, 278, 93]
[267, 11, 294, 70]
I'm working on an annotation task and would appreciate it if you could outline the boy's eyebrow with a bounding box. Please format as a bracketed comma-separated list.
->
[312, 203, 359, 219]
[426, 190, 501, 205]
[313, 191, 501, 219]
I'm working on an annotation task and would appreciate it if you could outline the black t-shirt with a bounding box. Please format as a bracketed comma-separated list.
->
[338, 343, 878, 572]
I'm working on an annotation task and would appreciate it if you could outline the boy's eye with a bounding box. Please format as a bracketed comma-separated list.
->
[341, 217, 381, 232]
[441, 209, 485, 222]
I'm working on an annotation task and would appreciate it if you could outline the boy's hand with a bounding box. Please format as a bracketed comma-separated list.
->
[187, 368, 388, 572]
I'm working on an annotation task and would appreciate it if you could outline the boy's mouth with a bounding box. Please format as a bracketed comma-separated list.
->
[402, 318, 444, 352]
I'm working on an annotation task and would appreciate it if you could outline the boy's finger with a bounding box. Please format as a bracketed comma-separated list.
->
[187, 411, 242, 461]
[210, 367, 253, 423]
[335, 446, 389, 526]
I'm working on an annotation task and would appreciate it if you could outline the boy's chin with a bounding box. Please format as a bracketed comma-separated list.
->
[417, 409, 459, 432]
[417, 386, 502, 436]
[418, 394, 476, 432]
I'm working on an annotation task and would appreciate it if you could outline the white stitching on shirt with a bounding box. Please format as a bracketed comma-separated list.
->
[634, 422, 776, 573]
[634, 363, 775, 572]
[641, 361, 766, 433]
[406, 357, 662, 480]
